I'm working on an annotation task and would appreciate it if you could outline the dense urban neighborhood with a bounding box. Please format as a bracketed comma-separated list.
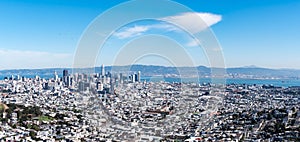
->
[0, 68, 299, 141]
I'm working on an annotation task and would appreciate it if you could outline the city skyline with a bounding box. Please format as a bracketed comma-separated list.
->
[1, 1, 299, 141]
[0, 0, 300, 69]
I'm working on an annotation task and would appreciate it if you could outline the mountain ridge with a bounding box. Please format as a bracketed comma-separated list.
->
[0, 65, 300, 79]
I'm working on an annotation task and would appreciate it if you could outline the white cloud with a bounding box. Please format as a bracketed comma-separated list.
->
[113, 12, 221, 39]
[113, 24, 180, 39]
[113, 25, 149, 39]
[160, 12, 222, 33]
[186, 39, 201, 47]
[0, 49, 72, 69]
[149, 24, 180, 32]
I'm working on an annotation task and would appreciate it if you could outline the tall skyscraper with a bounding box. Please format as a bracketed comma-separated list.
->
[63, 70, 68, 77]
[134, 73, 138, 82]
[63, 70, 69, 86]
[54, 71, 58, 81]
[131, 74, 135, 83]
[137, 71, 141, 82]
[101, 64, 105, 76]
[119, 73, 123, 84]
[133, 71, 141, 82]
[66, 76, 72, 87]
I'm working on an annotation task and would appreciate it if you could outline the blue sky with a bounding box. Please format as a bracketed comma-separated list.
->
[0, 0, 299, 69]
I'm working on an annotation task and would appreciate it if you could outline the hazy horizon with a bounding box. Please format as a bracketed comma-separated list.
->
[0, 64, 300, 71]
